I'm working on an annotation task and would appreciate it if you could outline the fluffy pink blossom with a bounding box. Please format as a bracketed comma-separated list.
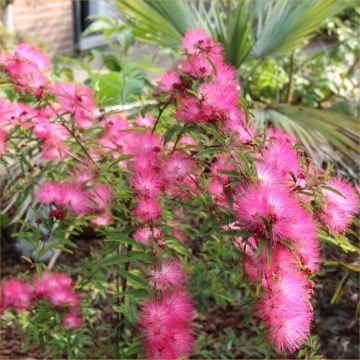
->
[176, 95, 201, 123]
[14, 43, 50, 72]
[0, 129, 6, 155]
[36, 181, 64, 205]
[133, 226, 161, 247]
[131, 152, 163, 175]
[179, 54, 214, 78]
[40, 139, 68, 161]
[62, 311, 82, 329]
[198, 81, 239, 120]
[164, 151, 195, 183]
[255, 162, 283, 187]
[156, 70, 181, 93]
[267, 127, 297, 145]
[319, 178, 358, 233]
[234, 184, 302, 243]
[32, 121, 68, 141]
[181, 28, 222, 56]
[57, 182, 90, 215]
[135, 113, 156, 127]
[149, 259, 187, 290]
[1, 278, 33, 311]
[208, 180, 227, 207]
[90, 211, 113, 226]
[131, 170, 163, 199]
[172, 229, 187, 243]
[260, 141, 300, 177]
[140, 291, 194, 359]
[33, 272, 73, 297]
[135, 198, 162, 223]
[48, 287, 79, 308]
[71, 165, 97, 185]
[257, 270, 312, 353]
[88, 184, 112, 211]
[51, 82, 95, 128]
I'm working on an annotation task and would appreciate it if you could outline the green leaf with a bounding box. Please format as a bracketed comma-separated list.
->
[254, 238, 266, 257]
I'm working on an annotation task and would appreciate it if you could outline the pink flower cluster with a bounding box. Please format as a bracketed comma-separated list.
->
[139, 259, 193, 359]
[0, 43, 50, 98]
[0, 44, 97, 161]
[1, 272, 81, 329]
[35, 166, 112, 223]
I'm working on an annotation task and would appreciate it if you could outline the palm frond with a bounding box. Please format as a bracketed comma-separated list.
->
[251, 0, 355, 58]
[254, 104, 359, 169]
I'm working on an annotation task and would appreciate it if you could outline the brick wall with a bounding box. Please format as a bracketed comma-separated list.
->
[12, 0, 74, 56]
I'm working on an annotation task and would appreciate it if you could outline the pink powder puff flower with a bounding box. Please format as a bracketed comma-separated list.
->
[181, 28, 222, 56]
[40, 139, 68, 161]
[164, 151, 195, 183]
[256, 270, 312, 353]
[172, 228, 187, 243]
[208, 180, 227, 207]
[48, 287, 79, 308]
[1, 278, 33, 310]
[261, 140, 300, 177]
[132, 226, 161, 247]
[57, 182, 90, 215]
[70, 165, 97, 185]
[91, 211, 113, 226]
[280, 208, 319, 272]
[32, 121, 68, 141]
[156, 70, 181, 93]
[36, 181, 64, 205]
[62, 311, 82, 329]
[179, 54, 214, 78]
[234, 184, 303, 243]
[6, 60, 48, 95]
[143, 325, 193, 360]
[51, 82, 95, 129]
[213, 61, 239, 86]
[162, 291, 194, 324]
[319, 178, 358, 234]
[131, 152, 163, 175]
[88, 184, 112, 211]
[255, 162, 283, 187]
[198, 81, 239, 119]
[135, 113, 156, 127]
[267, 127, 298, 146]
[14, 43, 50, 72]
[149, 259, 187, 289]
[0, 129, 6, 155]
[140, 291, 193, 329]
[130, 132, 163, 155]
[179, 135, 196, 146]
[135, 198, 162, 223]
[103, 114, 129, 134]
[33, 272, 73, 297]
[131, 170, 163, 199]
[176, 95, 201, 123]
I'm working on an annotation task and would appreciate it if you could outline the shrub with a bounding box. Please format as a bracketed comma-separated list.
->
[0, 28, 358, 359]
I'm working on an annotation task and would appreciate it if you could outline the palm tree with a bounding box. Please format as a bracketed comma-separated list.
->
[116, 0, 359, 172]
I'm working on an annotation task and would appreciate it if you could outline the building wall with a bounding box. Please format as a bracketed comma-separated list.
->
[11, 0, 74, 56]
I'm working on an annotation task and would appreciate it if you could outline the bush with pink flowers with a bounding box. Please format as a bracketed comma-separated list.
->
[0, 29, 358, 359]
